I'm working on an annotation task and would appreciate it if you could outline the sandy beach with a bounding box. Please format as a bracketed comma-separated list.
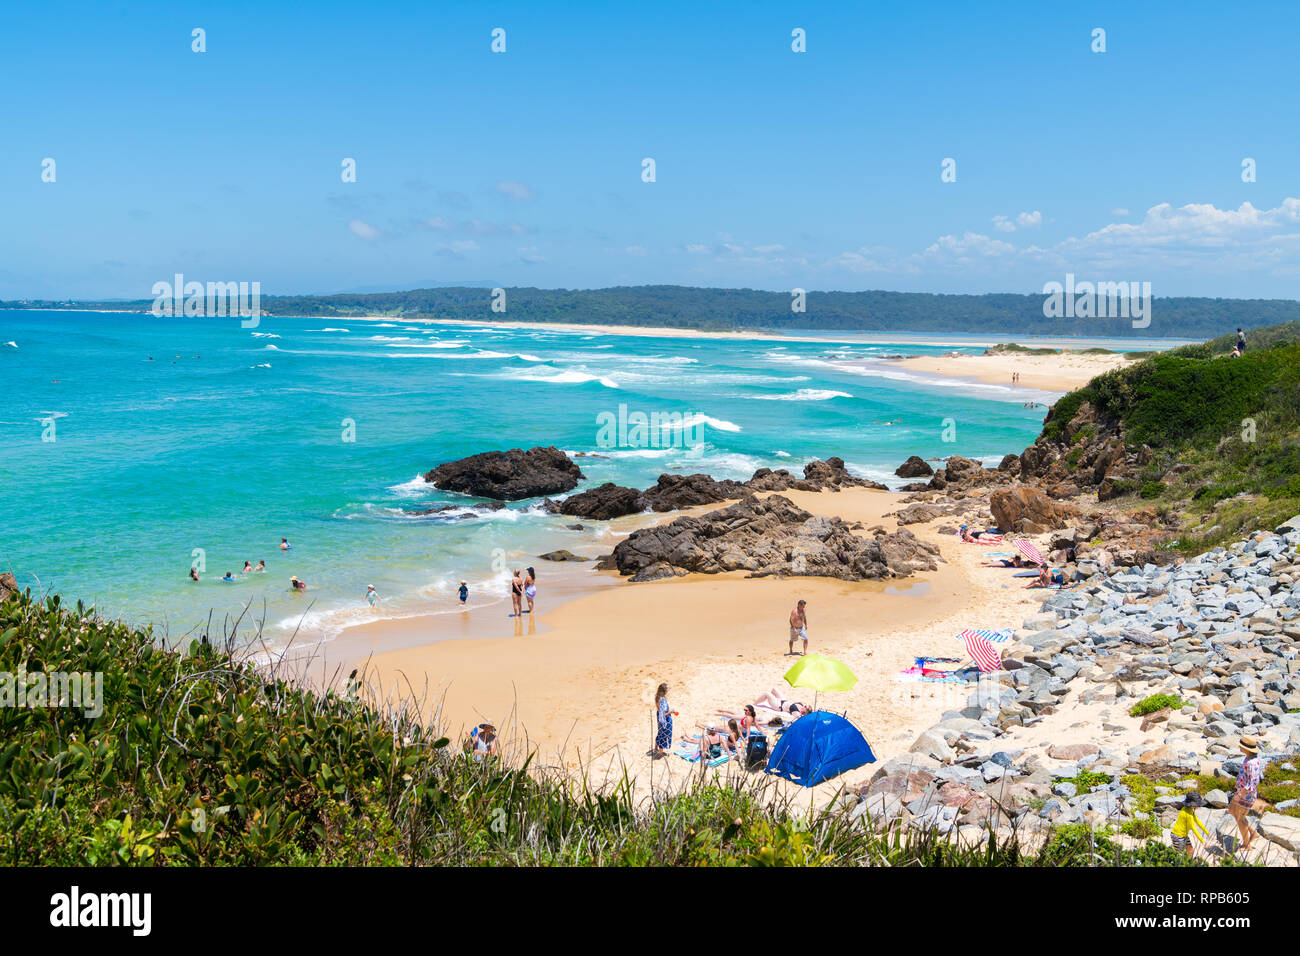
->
[301, 486, 1056, 806]
[891, 350, 1136, 391]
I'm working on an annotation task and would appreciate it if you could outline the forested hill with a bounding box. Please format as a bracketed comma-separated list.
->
[7, 285, 1300, 338]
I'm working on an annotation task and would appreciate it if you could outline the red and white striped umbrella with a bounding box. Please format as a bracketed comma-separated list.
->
[961, 629, 1003, 673]
[1014, 539, 1046, 566]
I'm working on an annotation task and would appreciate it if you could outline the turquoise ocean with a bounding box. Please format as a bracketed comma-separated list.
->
[0, 309, 1187, 648]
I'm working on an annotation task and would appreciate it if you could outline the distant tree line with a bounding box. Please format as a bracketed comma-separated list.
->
[6, 285, 1299, 339]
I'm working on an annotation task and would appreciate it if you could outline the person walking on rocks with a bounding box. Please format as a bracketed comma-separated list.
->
[1171, 792, 1209, 858]
[788, 599, 809, 656]
[1228, 735, 1266, 852]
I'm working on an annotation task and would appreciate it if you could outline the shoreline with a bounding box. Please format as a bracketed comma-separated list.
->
[315, 486, 1055, 806]
[887, 350, 1137, 391]
[3, 307, 1197, 352]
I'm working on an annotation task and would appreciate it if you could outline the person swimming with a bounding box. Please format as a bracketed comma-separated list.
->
[242, 561, 253, 574]
[290, 576, 306, 591]
[222, 572, 235, 583]
[280, 538, 290, 551]
[189, 566, 200, 581]
[255, 559, 266, 573]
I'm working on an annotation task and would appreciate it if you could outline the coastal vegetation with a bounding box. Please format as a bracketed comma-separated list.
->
[6, 285, 1300, 339]
[1033, 324, 1300, 553]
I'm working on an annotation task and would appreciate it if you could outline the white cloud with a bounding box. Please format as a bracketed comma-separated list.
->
[625, 245, 648, 256]
[348, 219, 380, 240]
[992, 215, 1015, 233]
[684, 243, 710, 255]
[1016, 210, 1043, 228]
[496, 180, 535, 201]
[1111, 207, 1130, 217]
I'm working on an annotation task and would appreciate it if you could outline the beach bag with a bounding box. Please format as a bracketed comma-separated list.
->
[746, 732, 769, 769]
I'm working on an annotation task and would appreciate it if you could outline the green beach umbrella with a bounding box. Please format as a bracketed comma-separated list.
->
[783, 654, 857, 710]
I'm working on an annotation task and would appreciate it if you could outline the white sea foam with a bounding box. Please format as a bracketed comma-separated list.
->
[387, 474, 432, 497]
[249, 363, 272, 369]
[682, 412, 741, 432]
[263, 344, 280, 350]
[754, 388, 852, 402]
[250, 332, 280, 338]
[307, 327, 350, 332]
[775, 450, 792, 458]
[508, 366, 620, 388]
[366, 335, 412, 342]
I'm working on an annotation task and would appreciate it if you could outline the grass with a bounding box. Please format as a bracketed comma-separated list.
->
[1130, 693, 1186, 717]
[1055, 769, 1113, 792]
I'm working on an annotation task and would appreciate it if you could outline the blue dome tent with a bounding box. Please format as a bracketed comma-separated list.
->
[764, 711, 876, 787]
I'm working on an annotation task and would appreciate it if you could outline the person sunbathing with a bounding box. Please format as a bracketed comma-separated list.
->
[980, 555, 1024, 568]
[701, 707, 758, 737]
[750, 687, 811, 715]
[1026, 566, 1069, 588]
[693, 725, 738, 760]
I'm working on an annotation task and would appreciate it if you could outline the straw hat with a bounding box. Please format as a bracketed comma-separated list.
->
[1239, 734, 1261, 755]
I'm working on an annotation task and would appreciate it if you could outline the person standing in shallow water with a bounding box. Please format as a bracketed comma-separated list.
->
[510, 569, 524, 617]
[524, 566, 537, 614]
[652, 682, 672, 758]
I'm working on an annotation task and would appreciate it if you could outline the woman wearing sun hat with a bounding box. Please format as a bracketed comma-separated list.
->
[1227, 734, 1266, 852]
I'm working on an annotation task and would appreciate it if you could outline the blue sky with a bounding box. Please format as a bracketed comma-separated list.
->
[2, 0, 1298, 299]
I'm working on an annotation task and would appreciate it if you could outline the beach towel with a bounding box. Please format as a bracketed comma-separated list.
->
[961, 629, 1003, 673]
[1013, 571, 1040, 577]
[1014, 539, 1046, 566]
[899, 656, 975, 683]
[952, 628, 1012, 643]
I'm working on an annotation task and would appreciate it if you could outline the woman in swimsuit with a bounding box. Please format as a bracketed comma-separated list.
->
[524, 566, 537, 614]
[242, 561, 253, 574]
[749, 687, 810, 718]
[255, 560, 266, 573]
[189, 566, 200, 581]
[510, 569, 524, 617]
[980, 555, 1024, 568]
[280, 538, 290, 551]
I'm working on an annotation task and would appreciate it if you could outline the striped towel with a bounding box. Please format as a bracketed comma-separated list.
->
[954, 628, 1012, 643]
[961, 629, 1003, 673]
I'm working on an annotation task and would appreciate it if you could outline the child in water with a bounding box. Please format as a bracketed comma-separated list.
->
[255, 560, 266, 573]
[189, 566, 200, 581]
[366, 584, 379, 607]
[222, 572, 235, 583]
[242, 561, 253, 574]
[458, 581, 469, 605]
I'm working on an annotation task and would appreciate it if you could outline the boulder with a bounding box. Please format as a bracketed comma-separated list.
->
[895, 455, 934, 478]
[611, 495, 941, 581]
[424, 446, 584, 500]
[0, 572, 14, 604]
[990, 486, 1081, 534]
[802, 457, 887, 490]
[538, 550, 589, 562]
[558, 483, 643, 520]
[1047, 743, 1099, 762]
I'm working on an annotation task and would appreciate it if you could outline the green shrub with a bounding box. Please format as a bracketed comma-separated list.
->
[1140, 481, 1165, 499]
[1129, 693, 1185, 717]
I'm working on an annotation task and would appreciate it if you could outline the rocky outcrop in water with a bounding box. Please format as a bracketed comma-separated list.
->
[558, 483, 643, 520]
[610, 494, 940, 581]
[895, 455, 934, 478]
[423, 446, 584, 500]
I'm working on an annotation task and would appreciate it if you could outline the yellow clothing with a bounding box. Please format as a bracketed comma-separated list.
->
[1172, 808, 1209, 841]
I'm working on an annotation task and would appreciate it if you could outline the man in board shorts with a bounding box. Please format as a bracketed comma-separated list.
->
[788, 599, 809, 656]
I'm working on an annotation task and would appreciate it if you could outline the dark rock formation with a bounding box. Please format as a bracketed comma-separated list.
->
[558, 483, 643, 520]
[611, 494, 940, 581]
[0, 572, 16, 604]
[638, 473, 750, 512]
[423, 446, 584, 500]
[803, 457, 888, 490]
[896, 455, 934, 478]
